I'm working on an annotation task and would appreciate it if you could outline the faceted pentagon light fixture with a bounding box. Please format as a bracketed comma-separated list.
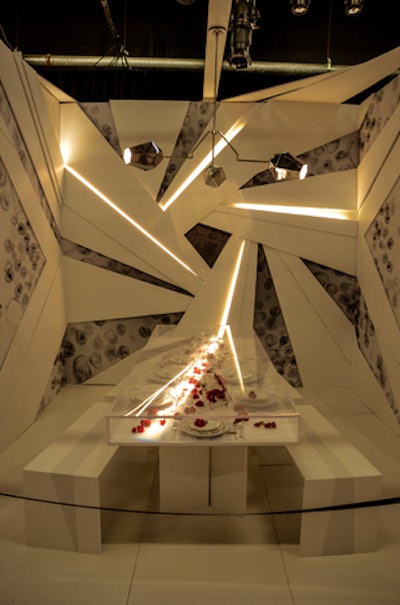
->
[270, 152, 308, 181]
[123, 141, 163, 171]
[204, 165, 226, 187]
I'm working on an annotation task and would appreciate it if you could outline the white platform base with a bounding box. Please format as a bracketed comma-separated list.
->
[159, 445, 248, 513]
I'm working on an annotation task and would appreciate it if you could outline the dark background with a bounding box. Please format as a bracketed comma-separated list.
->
[0, 0, 398, 102]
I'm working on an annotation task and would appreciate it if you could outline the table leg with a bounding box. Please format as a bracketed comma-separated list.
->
[210, 446, 248, 513]
[159, 446, 210, 512]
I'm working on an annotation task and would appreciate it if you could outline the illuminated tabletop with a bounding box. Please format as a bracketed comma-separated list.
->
[107, 324, 301, 447]
[107, 325, 301, 513]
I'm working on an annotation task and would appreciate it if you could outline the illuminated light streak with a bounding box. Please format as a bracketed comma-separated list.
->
[232, 202, 354, 221]
[124, 363, 194, 417]
[64, 163, 198, 276]
[217, 239, 246, 339]
[225, 325, 245, 392]
[160, 120, 246, 211]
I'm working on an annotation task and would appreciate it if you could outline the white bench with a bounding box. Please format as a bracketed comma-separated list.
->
[258, 404, 382, 556]
[23, 402, 154, 554]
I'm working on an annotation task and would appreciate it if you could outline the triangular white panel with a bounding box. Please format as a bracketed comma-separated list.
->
[264, 246, 351, 386]
[173, 235, 257, 333]
[62, 256, 191, 323]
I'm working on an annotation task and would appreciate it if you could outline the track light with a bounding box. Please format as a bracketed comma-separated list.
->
[228, 0, 260, 70]
[344, 0, 364, 16]
[269, 152, 308, 181]
[290, 0, 311, 15]
[123, 141, 163, 171]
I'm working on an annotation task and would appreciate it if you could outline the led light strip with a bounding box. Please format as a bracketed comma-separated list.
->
[124, 363, 194, 417]
[160, 120, 246, 211]
[217, 239, 246, 339]
[232, 202, 354, 221]
[64, 164, 198, 276]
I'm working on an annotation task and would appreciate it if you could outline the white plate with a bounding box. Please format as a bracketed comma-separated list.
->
[235, 390, 279, 408]
[225, 372, 258, 385]
[149, 368, 180, 383]
[166, 353, 190, 366]
[180, 419, 226, 438]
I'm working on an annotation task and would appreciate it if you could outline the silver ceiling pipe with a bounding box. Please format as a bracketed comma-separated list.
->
[23, 54, 346, 75]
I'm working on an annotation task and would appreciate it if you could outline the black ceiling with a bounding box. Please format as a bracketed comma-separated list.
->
[1, 0, 399, 103]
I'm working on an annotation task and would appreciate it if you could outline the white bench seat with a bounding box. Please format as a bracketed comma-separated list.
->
[23, 402, 154, 554]
[260, 404, 382, 556]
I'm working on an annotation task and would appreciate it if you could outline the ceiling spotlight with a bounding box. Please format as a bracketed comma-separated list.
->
[123, 141, 163, 171]
[228, 0, 260, 70]
[270, 152, 308, 181]
[344, 0, 364, 16]
[204, 165, 226, 187]
[290, 0, 311, 16]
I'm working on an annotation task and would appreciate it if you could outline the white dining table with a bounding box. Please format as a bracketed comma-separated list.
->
[107, 324, 302, 513]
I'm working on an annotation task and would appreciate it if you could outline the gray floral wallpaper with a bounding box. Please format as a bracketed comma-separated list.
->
[0, 156, 46, 368]
[79, 102, 122, 156]
[254, 245, 302, 388]
[359, 73, 400, 160]
[62, 313, 183, 384]
[365, 175, 400, 328]
[302, 258, 399, 422]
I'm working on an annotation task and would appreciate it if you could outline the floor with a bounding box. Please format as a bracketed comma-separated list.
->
[1, 384, 400, 605]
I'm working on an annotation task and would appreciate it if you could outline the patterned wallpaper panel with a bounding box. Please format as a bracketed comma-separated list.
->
[298, 131, 359, 177]
[365, 175, 400, 328]
[79, 102, 122, 156]
[0, 157, 46, 368]
[61, 237, 192, 296]
[38, 349, 66, 415]
[254, 245, 302, 388]
[359, 73, 400, 160]
[184, 223, 231, 268]
[62, 313, 183, 384]
[303, 258, 399, 422]
[0, 80, 60, 241]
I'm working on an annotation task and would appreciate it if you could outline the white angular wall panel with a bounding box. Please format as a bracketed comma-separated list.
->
[62, 256, 191, 324]
[61, 169, 203, 296]
[60, 105, 207, 291]
[232, 170, 357, 212]
[0, 266, 66, 453]
[110, 100, 189, 200]
[240, 100, 358, 158]
[205, 209, 358, 275]
[174, 235, 255, 333]
[265, 247, 351, 386]
[279, 47, 400, 104]
[282, 254, 354, 362]
[0, 45, 62, 227]
[17, 55, 64, 214]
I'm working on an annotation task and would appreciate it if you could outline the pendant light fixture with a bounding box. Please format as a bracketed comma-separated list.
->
[203, 26, 227, 187]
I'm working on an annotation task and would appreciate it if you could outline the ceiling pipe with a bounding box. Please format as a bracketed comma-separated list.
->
[23, 54, 347, 75]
